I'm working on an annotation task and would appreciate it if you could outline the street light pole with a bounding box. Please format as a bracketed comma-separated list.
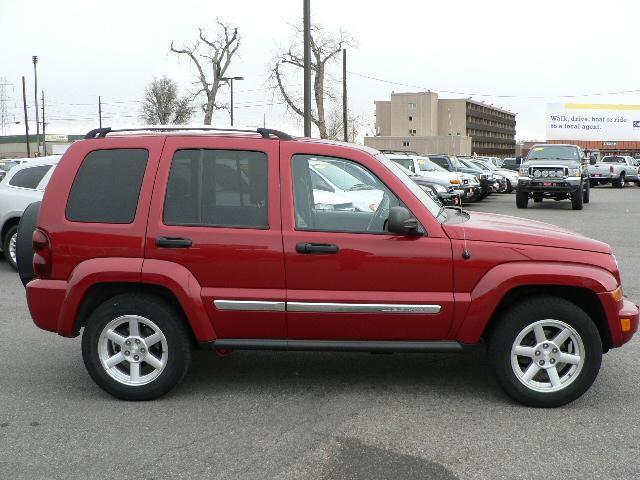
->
[221, 76, 244, 126]
[32, 55, 40, 155]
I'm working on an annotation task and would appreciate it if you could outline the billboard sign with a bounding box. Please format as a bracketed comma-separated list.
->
[546, 104, 640, 141]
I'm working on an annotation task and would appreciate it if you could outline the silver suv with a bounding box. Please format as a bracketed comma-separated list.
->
[0, 156, 60, 269]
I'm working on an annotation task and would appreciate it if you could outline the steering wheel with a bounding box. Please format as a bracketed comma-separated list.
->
[366, 192, 390, 232]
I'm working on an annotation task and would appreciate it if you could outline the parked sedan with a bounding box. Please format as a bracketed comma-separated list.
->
[394, 164, 460, 206]
[0, 156, 60, 269]
[469, 159, 519, 192]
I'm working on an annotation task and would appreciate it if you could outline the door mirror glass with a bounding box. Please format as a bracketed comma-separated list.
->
[388, 206, 422, 236]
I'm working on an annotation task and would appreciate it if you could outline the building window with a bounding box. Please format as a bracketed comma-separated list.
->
[402, 141, 410, 147]
[409, 129, 417, 136]
[408, 102, 416, 109]
[408, 116, 414, 122]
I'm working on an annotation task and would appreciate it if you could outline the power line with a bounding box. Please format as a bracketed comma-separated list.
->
[348, 71, 640, 99]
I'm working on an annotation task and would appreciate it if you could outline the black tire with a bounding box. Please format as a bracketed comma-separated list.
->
[613, 173, 625, 188]
[583, 179, 590, 204]
[589, 179, 597, 188]
[2, 224, 18, 271]
[515, 189, 528, 208]
[82, 293, 192, 401]
[506, 179, 513, 193]
[533, 194, 543, 203]
[488, 296, 602, 408]
[571, 186, 584, 210]
[16, 201, 41, 286]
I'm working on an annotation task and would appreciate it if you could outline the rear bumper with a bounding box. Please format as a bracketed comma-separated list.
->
[26, 278, 67, 335]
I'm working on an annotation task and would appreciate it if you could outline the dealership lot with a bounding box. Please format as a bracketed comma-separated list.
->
[1, 186, 639, 480]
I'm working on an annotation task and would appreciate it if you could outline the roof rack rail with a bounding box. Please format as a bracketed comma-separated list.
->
[84, 126, 292, 140]
[379, 150, 420, 156]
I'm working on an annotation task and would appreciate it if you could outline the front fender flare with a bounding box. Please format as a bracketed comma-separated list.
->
[453, 262, 618, 344]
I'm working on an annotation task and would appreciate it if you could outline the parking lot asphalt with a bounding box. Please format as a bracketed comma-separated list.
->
[1, 184, 639, 480]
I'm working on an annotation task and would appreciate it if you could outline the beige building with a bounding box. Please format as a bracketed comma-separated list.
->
[365, 91, 516, 157]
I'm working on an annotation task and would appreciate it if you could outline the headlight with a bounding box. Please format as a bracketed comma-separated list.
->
[519, 166, 529, 175]
[433, 184, 447, 193]
[533, 170, 542, 178]
[568, 167, 580, 176]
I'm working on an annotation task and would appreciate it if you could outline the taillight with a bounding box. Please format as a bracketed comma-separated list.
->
[610, 165, 614, 173]
[32, 228, 52, 279]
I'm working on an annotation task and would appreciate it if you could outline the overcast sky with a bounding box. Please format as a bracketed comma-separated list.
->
[1, 0, 639, 141]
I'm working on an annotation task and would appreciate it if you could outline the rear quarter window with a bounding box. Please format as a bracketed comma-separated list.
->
[8, 165, 52, 189]
[66, 149, 148, 223]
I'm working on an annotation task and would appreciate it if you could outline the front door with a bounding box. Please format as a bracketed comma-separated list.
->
[145, 136, 286, 339]
[280, 144, 454, 340]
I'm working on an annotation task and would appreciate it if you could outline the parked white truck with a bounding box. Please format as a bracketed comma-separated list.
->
[588, 155, 640, 188]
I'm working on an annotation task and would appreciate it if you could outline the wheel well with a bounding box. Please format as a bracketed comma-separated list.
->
[1, 217, 20, 245]
[483, 285, 612, 352]
[74, 282, 196, 343]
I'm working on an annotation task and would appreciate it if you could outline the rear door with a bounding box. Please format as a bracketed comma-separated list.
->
[145, 136, 286, 339]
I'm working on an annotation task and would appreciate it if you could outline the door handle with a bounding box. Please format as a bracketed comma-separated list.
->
[296, 242, 339, 254]
[156, 237, 193, 248]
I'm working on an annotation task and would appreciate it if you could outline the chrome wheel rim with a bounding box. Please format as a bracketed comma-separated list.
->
[511, 319, 584, 393]
[98, 315, 168, 386]
[8, 232, 17, 264]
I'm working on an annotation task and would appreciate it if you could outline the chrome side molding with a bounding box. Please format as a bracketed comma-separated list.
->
[287, 302, 441, 314]
[214, 300, 441, 314]
[213, 300, 286, 312]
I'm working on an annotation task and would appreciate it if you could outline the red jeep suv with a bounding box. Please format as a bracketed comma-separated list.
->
[18, 127, 638, 407]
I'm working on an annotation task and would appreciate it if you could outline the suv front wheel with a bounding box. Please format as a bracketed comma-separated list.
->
[488, 296, 602, 407]
[82, 293, 192, 400]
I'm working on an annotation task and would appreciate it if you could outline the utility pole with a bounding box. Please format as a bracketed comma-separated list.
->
[32, 55, 40, 155]
[220, 76, 244, 126]
[98, 96, 102, 128]
[303, 0, 311, 137]
[342, 49, 348, 142]
[41, 90, 46, 155]
[0, 78, 12, 136]
[21, 76, 30, 157]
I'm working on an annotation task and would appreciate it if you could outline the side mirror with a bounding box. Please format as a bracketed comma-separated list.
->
[589, 154, 597, 165]
[388, 206, 422, 236]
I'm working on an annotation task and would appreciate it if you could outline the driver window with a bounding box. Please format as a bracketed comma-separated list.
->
[292, 154, 400, 234]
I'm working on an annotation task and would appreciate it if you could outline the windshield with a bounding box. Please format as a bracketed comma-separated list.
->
[450, 157, 466, 169]
[416, 157, 448, 172]
[310, 161, 372, 191]
[527, 145, 580, 161]
[377, 154, 443, 219]
[602, 156, 625, 163]
[0, 162, 17, 172]
[390, 158, 414, 171]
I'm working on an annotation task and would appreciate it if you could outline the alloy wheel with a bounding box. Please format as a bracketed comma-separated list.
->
[98, 315, 168, 386]
[9, 232, 17, 265]
[510, 319, 584, 393]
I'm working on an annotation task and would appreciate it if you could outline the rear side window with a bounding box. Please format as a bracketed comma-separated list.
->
[163, 149, 268, 228]
[66, 149, 148, 223]
[9, 165, 52, 189]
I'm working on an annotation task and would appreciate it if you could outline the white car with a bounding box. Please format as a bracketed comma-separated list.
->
[309, 159, 384, 212]
[469, 159, 519, 192]
[0, 156, 61, 269]
[384, 154, 480, 201]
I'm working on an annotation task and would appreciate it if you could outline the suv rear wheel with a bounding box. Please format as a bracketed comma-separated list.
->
[82, 293, 191, 400]
[613, 173, 625, 188]
[2, 224, 18, 270]
[488, 296, 602, 407]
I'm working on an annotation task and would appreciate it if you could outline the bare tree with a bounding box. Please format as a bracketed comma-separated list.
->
[325, 106, 361, 143]
[270, 24, 353, 138]
[140, 76, 194, 125]
[171, 20, 240, 125]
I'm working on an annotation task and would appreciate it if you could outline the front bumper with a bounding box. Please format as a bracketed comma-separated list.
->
[517, 177, 581, 193]
[597, 291, 639, 348]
